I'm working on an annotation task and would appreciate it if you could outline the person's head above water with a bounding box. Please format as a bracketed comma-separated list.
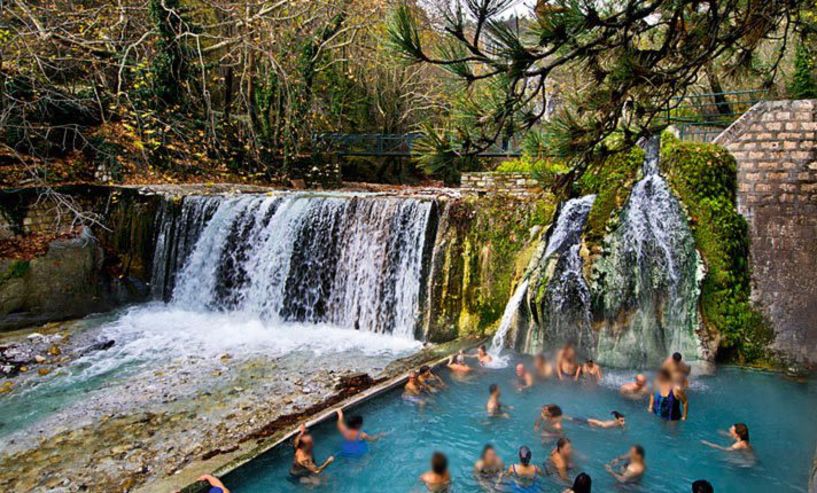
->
[635, 374, 647, 386]
[515, 363, 527, 376]
[489, 383, 499, 396]
[673, 352, 683, 363]
[478, 344, 487, 354]
[556, 437, 572, 456]
[544, 403, 563, 418]
[297, 433, 314, 451]
[585, 359, 595, 367]
[481, 444, 497, 461]
[732, 423, 750, 442]
[431, 451, 448, 475]
[630, 444, 645, 462]
[611, 411, 626, 424]
[571, 472, 592, 493]
[692, 479, 714, 493]
[518, 446, 532, 466]
[347, 415, 364, 430]
[419, 365, 430, 374]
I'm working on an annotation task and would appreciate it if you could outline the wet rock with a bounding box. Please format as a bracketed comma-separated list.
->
[48, 345, 62, 356]
[334, 372, 374, 390]
[34, 355, 46, 364]
[0, 381, 13, 393]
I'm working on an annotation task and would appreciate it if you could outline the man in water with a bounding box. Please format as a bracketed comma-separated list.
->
[474, 444, 504, 476]
[556, 342, 579, 380]
[470, 344, 494, 366]
[604, 444, 646, 483]
[516, 363, 534, 389]
[197, 474, 230, 493]
[534, 353, 554, 379]
[447, 351, 471, 374]
[336, 409, 379, 457]
[579, 411, 626, 429]
[421, 451, 451, 491]
[692, 480, 714, 493]
[486, 383, 509, 417]
[620, 374, 649, 398]
[701, 423, 752, 451]
[548, 437, 573, 481]
[663, 352, 691, 386]
[574, 359, 602, 382]
[419, 365, 446, 391]
[291, 424, 334, 483]
[534, 404, 565, 439]
[648, 368, 689, 420]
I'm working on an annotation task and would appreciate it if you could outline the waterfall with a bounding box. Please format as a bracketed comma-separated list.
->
[490, 195, 596, 355]
[592, 135, 702, 367]
[488, 279, 529, 366]
[151, 193, 433, 338]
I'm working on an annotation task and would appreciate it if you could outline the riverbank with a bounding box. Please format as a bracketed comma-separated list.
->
[0, 311, 480, 492]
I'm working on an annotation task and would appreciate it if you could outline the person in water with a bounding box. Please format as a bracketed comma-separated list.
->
[577, 411, 626, 429]
[556, 342, 579, 380]
[534, 353, 554, 379]
[515, 363, 534, 389]
[197, 474, 230, 493]
[620, 374, 649, 398]
[535, 404, 565, 439]
[701, 423, 752, 451]
[486, 383, 510, 417]
[291, 424, 334, 483]
[470, 344, 494, 366]
[604, 444, 646, 483]
[336, 409, 378, 457]
[563, 472, 592, 493]
[421, 451, 451, 491]
[474, 444, 505, 476]
[419, 365, 446, 391]
[404, 371, 427, 397]
[692, 479, 714, 493]
[574, 359, 602, 382]
[648, 368, 689, 420]
[447, 352, 472, 373]
[663, 352, 691, 387]
[499, 446, 542, 489]
[548, 437, 574, 481]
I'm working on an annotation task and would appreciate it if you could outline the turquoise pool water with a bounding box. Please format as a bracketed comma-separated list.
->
[227, 355, 817, 493]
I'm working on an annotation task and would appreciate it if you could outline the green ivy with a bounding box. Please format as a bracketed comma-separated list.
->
[661, 139, 774, 365]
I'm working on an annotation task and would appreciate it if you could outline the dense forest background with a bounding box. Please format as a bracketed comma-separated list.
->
[1, 0, 816, 188]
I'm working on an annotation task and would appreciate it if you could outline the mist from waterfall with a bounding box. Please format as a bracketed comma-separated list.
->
[152, 193, 433, 339]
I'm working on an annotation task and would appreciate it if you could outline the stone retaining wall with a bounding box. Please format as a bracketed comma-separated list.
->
[460, 172, 539, 197]
[714, 99, 817, 366]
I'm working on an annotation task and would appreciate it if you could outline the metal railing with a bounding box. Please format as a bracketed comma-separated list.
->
[312, 133, 520, 158]
[666, 89, 767, 142]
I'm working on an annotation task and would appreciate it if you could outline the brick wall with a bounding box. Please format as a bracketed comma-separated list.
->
[460, 172, 540, 197]
[714, 100, 817, 366]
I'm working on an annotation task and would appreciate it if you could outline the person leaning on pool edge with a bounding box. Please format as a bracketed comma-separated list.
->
[196, 474, 230, 493]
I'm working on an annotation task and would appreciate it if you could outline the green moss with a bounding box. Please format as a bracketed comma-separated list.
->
[661, 140, 774, 364]
[2, 260, 30, 282]
[578, 147, 644, 248]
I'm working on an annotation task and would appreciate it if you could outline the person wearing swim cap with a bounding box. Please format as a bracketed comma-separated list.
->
[499, 445, 542, 491]
[197, 474, 230, 493]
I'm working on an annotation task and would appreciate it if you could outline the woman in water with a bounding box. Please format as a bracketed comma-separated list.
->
[556, 343, 579, 380]
[648, 368, 688, 420]
[474, 444, 505, 476]
[563, 472, 592, 493]
[701, 423, 752, 451]
[290, 424, 334, 484]
[534, 353, 554, 378]
[421, 451, 451, 492]
[471, 344, 494, 366]
[336, 409, 378, 457]
[548, 437, 574, 481]
[498, 446, 542, 491]
[574, 359, 602, 383]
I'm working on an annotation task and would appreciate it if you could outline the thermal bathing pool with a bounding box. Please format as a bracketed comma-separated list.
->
[227, 354, 817, 493]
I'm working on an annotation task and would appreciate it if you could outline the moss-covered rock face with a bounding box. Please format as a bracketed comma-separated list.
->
[660, 138, 774, 365]
[422, 194, 556, 342]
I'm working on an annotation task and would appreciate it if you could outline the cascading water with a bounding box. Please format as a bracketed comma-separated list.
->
[591, 136, 702, 367]
[490, 195, 596, 355]
[487, 279, 529, 367]
[152, 193, 433, 338]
